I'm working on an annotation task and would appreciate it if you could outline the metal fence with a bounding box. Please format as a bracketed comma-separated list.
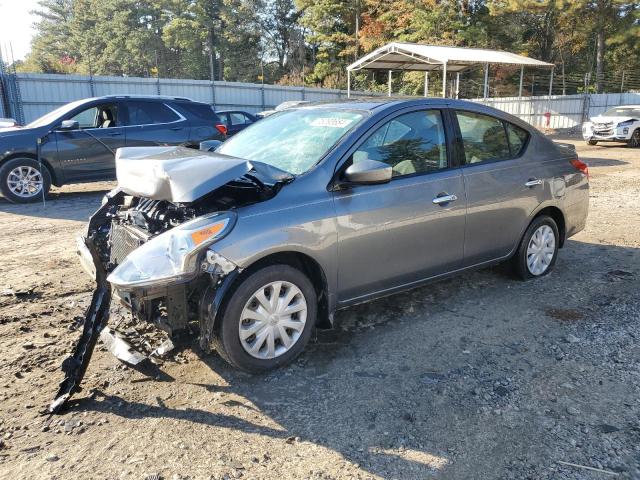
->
[474, 92, 640, 130]
[1, 72, 639, 129]
[1, 73, 372, 124]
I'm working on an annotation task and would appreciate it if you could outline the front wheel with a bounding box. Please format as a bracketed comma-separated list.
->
[513, 215, 559, 280]
[211, 265, 317, 372]
[587, 139, 598, 146]
[628, 129, 640, 148]
[0, 157, 51, 203]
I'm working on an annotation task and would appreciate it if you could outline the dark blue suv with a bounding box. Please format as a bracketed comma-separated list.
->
[0, 95, 227, 203]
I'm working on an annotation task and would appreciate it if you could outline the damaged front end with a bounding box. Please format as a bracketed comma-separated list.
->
[49, 147, 291, 413]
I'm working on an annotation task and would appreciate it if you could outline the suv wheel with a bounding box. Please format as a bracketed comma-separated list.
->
[0, 158, 51, 203]
[629, 129, 640, 148]
[212, 265, 317, 372]
[513, 215, 559, 280]
[587, 139, 598, 146]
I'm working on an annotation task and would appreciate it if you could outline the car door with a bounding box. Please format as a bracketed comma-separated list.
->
[453, 109, 547, 266]
[123, 100, 190, 146]
[54, 102, 125, 180]
[333, 108, 466, 303]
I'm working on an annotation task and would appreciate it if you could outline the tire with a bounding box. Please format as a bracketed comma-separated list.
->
[587, 139, 598, 146]
[512, 215, 559, 281]
[212, 265, 317, 372]
[0, 157, 51, 204]
[628, 129, 640, 148]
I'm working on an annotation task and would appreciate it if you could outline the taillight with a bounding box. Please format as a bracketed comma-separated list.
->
[215, 124, 228, 136]
[570, 158, 589, 178]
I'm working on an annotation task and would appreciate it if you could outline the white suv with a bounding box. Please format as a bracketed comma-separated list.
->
[582, 105, 640, 147]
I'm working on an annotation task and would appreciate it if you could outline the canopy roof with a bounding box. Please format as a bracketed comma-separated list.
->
[347, 42, 554, 73]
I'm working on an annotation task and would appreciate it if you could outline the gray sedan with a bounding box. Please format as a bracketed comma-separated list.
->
[51, 98, 589, 411]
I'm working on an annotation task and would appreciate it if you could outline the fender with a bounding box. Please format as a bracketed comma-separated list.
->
[198, 269, 241, 351]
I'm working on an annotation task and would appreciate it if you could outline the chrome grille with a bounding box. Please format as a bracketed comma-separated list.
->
[593, 122, 614, 134]
[109, 222, 148, 265]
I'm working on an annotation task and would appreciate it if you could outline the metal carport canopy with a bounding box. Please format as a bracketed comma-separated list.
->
[346, 42, 554, 98]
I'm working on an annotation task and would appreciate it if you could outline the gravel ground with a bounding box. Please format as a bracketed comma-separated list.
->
[0, 137, 638, 480]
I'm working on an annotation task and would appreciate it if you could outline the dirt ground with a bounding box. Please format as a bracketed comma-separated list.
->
[0, 137, 638, 480]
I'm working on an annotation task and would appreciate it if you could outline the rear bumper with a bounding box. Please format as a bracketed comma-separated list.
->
[563, 179, 589, 240]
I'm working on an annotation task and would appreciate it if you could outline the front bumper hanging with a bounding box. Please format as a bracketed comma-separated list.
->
[49, 234, 112, 413]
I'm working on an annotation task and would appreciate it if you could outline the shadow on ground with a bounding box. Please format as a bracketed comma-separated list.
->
[57, 238, 639, 478]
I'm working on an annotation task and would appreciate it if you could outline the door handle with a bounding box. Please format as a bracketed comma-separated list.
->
[525, 179, 543, 187]
[170, 127, 183, 131]
[108, 131, 122, 136]
[432, 194, 458, 205]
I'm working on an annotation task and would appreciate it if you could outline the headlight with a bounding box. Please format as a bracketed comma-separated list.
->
[617, 120, 634, 127]
[107, 211, 236, 289]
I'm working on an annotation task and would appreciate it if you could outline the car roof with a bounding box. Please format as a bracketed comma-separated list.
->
[293, 97, 493, 112]
[216, 110, 254, 114]
[84, 95, 196, 103]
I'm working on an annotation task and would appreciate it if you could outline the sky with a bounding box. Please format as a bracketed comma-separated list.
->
[0, 0, 40, 61]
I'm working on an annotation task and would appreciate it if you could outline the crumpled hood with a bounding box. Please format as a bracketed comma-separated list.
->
[115, 146, 254, 203]
[589, 115, 636, 124]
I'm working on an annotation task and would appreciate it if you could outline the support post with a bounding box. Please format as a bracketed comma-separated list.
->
[483, 63, 489, 99]
[548, 67, 554, 96]
[518, 66, 524, 98]
[620, 71, 625, 93]
[455, 72, 460, 99]
[442, 63, 447, 98]
[388, 70, 392, 97]
[347, 69, 351, 98]
[424, 71, 429, 97]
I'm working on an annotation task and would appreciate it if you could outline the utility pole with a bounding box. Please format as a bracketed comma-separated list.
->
[354, 0, 360, 61]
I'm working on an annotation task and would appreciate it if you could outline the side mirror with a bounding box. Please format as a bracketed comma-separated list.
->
[344, 159, 392, 185]
[200, 139, 223, 152]
[57, 119, 79, 131]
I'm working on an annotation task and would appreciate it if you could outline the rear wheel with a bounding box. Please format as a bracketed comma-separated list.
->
[212, 265, 317, 372]
[587, 139, 598, 146]
[628, 129, 640, 148]
[513, 215, 559, 280]
[0, 157, 51, 203]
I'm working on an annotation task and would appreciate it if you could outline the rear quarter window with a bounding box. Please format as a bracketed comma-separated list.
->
[506, 122, 529, 156]
[174, 102, 221, 123]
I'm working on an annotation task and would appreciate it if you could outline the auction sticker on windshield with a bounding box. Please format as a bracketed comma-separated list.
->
[310, 117, 354, 128]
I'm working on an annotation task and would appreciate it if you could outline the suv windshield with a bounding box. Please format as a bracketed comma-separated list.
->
[216, 108, 365, 174]
[602, 107, 640, 118]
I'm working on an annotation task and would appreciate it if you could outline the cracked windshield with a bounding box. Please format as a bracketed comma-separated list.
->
[217, 109, 364, 174]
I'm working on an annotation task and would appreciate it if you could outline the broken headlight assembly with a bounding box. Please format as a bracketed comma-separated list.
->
[107, 211, 236, 289]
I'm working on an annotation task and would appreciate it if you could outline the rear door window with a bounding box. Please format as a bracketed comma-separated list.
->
[125, 101, 180, 126]
[455, 111, 511, 164]
[229, 112, 250, 125]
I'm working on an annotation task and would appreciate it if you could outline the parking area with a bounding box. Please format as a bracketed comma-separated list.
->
[0, 137, 638, 479]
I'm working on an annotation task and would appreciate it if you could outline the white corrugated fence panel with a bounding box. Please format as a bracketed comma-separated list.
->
[11, 72, 640, 127]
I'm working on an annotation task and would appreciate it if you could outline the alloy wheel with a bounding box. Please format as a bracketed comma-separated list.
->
[526, 225, 556, 276]
[6, 165, 43, 198]
[630, 129, 640, 148]
[239, 281, 307, 359]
